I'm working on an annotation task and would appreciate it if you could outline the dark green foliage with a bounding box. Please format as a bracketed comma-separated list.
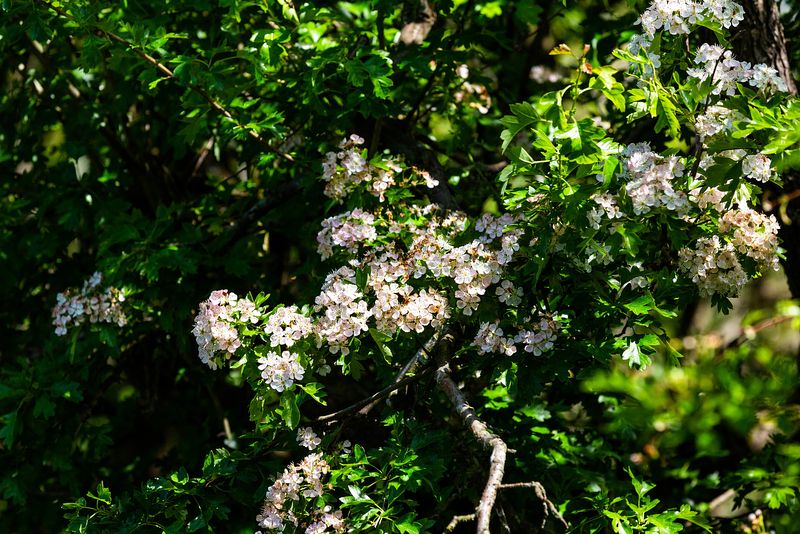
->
[2, 0, 800, 532]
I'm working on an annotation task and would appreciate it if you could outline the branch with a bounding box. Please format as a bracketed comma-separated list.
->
[434, 327, 565, 533]
[446, 514, 476, 532]
[359, 331, 441, 416]
[35, 0, 294, 163]
[314, 366, 434, 424]
[497, 482, 568, 529]
[724, 314, 795, 350]
[436, 361, 507, 534]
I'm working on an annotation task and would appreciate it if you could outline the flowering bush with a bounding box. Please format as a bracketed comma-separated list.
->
[4, 0, 800, 532]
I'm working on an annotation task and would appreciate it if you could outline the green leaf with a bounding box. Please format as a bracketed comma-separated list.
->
[280, 390, 300, 430]
[369, 327, 393, 364]
[0, 410, 18, 448]
[187, 514, 207, 532]
[33, 396, 55, 419]
[624, 294, 655, 315]
[298, 382, 327, 405]
[88, 482, 112, 505]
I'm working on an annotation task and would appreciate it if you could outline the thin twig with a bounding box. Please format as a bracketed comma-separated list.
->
[315, 366, 434, 424]
[726, 315, 795, 349]
[497, 482, 568, 529]
[446, 514, 476, 532]
[359, 332, 440, 416]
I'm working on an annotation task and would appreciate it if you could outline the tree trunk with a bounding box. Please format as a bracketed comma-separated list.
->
[736, 0, 797, 95]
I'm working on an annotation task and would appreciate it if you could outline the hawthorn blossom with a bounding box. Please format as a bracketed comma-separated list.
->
[52, 272, 127, 336]
[192, 290, 259, 369]
[317, 208, 378, 259]
[678, 235, 748, 297]
[695, 105, 737, 141]
[588, 193, 623, 229]
[321, 135, 370, 200]
[620, 143, 688, 215]
[690, 184, 726, 212]
[297, 427, 322, 450]
[688, 44, 787, 96]
[515, 315, 559, 356]
[718, 207, 780, 271]
[257, 453, 344, 533]
[258, 350, 305, 392]
[637, 0, 743, 38]
[749, 63, 788, 92]
[264, 305, 314, 347]
[321, 135, 435, 202]
[474, 321, 513, 355]
[314, 267, 372, 355]
[496, 280, 523, 306]
[742, 153, 773, 183]
[475, 315, 559, 356]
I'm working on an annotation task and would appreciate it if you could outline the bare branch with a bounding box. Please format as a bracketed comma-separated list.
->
[446, 513, 476, 532]
[496, 482, 568, 530]
[434, 327, 566, 533]
[724, 314, 796, 350]
[314, 366, 434, 424]
[359, 330, 441, 416]
[436, 361, 507, 534]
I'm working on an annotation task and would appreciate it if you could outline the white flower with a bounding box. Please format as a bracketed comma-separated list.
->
[622, 341, 642, 366]
[297, 427, 322, 450]
[192, 290, 258, 369]
[678, 235, 748, 297]
[495, 280, 523, 306]
[258, 350, 305, 392]
[52, 272, 127, 336]
[264, 305, 314, 347]
[742, 153, 773, 183]
[620, 144, 688, 215]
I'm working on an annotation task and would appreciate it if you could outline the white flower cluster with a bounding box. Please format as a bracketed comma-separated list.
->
[474, 314, 559, 357]
[52, 272, 127, 336]
[264, 305, 314, 348]
[638, 0, 743, 38]
[695, 105, 737, 141]
[495, 280, 522, 306]
[192, 290, 260, 369]
[742, 153, 773, 183]
[413, 216, 522, 315]
[297, 427, 322, 450]
[678, 235, 747, 296]
[314, 267, 372, 355]
[321, 134, 371, 200]
[516, 315, 560, 356]
[588, 193, 623, 230]
[321, 135, 437, 202]
[371, 275, 451, 335]
[628, 0, 743, 75]
[453, 64, 492, 114]
[258, 350, 305, 392]
[689, 184, 726, 212]
[621, 143, 688, 215]
[679, 204, 779, 297]
[718, 207, 780, 271]
[474, 321, 517, 355]
[688, 44, 788, 95]
[256, 453, 344, 533]
[317, 209, 378, 260]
